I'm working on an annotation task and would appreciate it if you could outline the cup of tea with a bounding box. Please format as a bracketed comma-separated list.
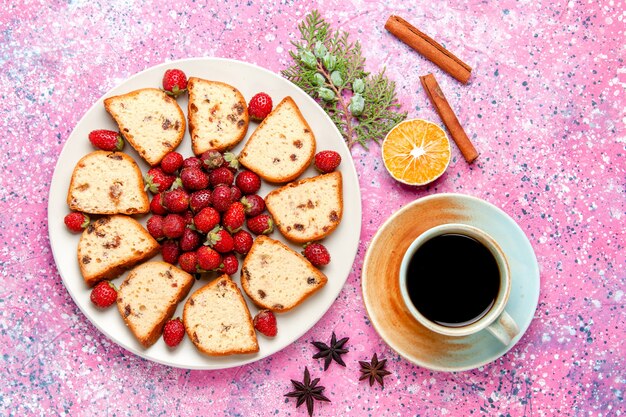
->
[399, 223, 519, 345]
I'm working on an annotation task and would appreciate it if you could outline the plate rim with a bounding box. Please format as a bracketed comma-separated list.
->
[361, 192, 540, 372]
[47, 57, 362, 370]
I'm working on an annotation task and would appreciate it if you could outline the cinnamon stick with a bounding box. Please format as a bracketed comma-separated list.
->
[420, 73, 479, 163]
[385, 15, 472, 84]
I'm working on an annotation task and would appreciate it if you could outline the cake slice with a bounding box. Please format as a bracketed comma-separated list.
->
[67, 151, 150, 215]
[77, 215, 160, 286]
[264, 172, 343, 243]
[104, 88, 185, 166]
[238, 97, 315, 183]
[183, 275, 259, 356]
[187, 77, 249, 154]
[240, 236, 327, 312]
[116, 262, 194, 348]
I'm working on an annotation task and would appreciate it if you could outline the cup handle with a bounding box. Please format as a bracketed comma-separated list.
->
[486, 311, 519, 345]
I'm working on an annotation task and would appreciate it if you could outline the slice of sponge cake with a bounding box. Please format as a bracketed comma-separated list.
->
[238, 97, 315, 183]
[104, 88, 185, 166]
[264, 172, 343, 243]
[187, 77, 249, 154]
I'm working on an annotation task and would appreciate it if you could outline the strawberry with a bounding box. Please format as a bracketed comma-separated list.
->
[197, 246, 222, 271]
[160, 151, 184, 174]
[222, 202, 246, 233]
[146, 215, 165, 240]
[88, 129, 125, 151]
[248, 93, 273, 122]
[193, 207, 220, 234]
[182, 156, 203, 170]
[162, 317, 185, 347]
[303, 242, 331, 267]
[221, 152, 240, 171]
[247, 213, 274, 235]
[200, 149, 224, 171]
[64, 212, 90, 233]
[189, 189, 212, 213]
[230, 185, 242, 202]
[178, 251, 199, 274]
[314, 150, 342, 173]
[180, 167, 209, 190]
[211, 185, 233, 212]
[90, 281, 118, 308]
[219, 253, 239, 276]
[235, 170, 261, 195]
[145, 167, 176, 194]
[162, 186, 189, 213]
[206, 226, 234, 253]
[232, 230, 254, 255]
[253, 309, 277, 337]
[180, 228, 201, 252]
[241, 194, 265, 217]
[162, 213, 186, 239]
[209, 167, 235, 187]
[161, 239, 180, 264]
[150, 193, 168, 215]
[162, 69, 188, 98]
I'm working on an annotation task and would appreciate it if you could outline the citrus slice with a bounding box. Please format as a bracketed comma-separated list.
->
[381, 119, 451, 186]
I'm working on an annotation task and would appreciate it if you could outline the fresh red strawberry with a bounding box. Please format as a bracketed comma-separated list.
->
[248, 93, 273, 122]
[219, 253, 239, 275]
[230, 185, 242, 202]
[90, 281, 118, 308]
[182, 156, 203, 170]
[247, 213, 274, 235]
[193, 207, 220, 234]
[209, 166, 235, 187]
[88, 129, 125, 151]
[180, 228, 201, 252]
[178, 251, 199, 274]
[161, 239, 180, 264]
[162, 214, 186, 239]
[150, 193, 168, 215]
[160, 151, 184, 174]
[162, 186, 189, 213]
[235, 170, 261, 195]
[211, 185, 233, 212]
[189, 189, 212, 213]
[206, 227, 235, 253]
[162, 317, 185, 347]
[303, 242, 331, 267]
[222, 202, 246, 233]
[183, 210, 195, 226]
[197, 246, 222, 271]
[146, 215, 165, 240]
[232, 230, 254, 255]
[180, 167, 209, 190]
[221, 152, 240, 171]
[200, 149, 224, 171]
[162, 69, 188, 98]
[145, 167, 176, 194]
[314, 150, 342, 173]
[64, 212, 90, 233]
[253, 309, 277, 337]
[241, 194, 265, 217]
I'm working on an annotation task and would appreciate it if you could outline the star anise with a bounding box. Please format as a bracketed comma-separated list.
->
[359, 353, 392, 388]
[285, 366, 331, 417]
[312, 332, 349, 370]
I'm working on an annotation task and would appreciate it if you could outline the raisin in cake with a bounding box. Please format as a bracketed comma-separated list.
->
[116, 261, 194, 348]
[183, 275, 259, 356]
[67, 151, 150, 215]
[241, 236, 327, 312]
[187, 77, 249, 154]
[238, 97, 315, 183]
[77, 215, 160, 287]
[264, 172, 343, 243]
[104, 88, 185, 166]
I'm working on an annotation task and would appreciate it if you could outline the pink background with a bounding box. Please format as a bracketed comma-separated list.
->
[2, 0, 624, 415]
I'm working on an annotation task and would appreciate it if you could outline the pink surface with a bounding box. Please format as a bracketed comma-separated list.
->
[1, 1, 624, 416]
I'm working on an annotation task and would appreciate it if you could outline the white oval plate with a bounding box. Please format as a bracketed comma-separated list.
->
[48, 58, 362, 369]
